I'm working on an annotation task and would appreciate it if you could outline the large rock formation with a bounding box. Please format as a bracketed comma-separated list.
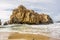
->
[4, 5, 53, 25]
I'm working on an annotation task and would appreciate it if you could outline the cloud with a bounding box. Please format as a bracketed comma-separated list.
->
[54, 14, 60, 21]
[0, 0, 20, 11]
[21, 0, 53, 3]
[0, 3, 14, 11]
[0, 11, 12, 20]
[19, 0, 55, 13]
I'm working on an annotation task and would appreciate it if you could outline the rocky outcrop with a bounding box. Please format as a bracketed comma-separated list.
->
[39, 14, 53, 24]
[0, 20, 1, 25]
[5, 5, 53, 25]
[3, 21, 10, 25]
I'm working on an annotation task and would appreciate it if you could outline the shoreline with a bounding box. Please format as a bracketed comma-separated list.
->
[0, 32, 60, 40]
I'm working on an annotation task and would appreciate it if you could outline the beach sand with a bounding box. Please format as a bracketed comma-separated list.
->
[0, 32, 60, 40]
[8, 32, 50, 40]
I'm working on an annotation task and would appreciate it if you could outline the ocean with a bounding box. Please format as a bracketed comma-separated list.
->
[0, 23, 60, 39]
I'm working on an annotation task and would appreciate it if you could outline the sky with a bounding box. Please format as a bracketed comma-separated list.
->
[0, 0, 60, 22]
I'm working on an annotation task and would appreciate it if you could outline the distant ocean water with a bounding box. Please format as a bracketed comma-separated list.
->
[0, 23, 60, 39]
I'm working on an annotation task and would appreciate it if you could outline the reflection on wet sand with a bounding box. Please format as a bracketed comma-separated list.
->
[0, 32, 60, 40]
[8, 32, 50, 40]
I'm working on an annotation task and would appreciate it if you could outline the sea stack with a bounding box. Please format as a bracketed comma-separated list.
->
[4, 5, 53, 25]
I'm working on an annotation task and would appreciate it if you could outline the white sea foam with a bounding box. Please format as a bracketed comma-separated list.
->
[0, 23, 60, 39]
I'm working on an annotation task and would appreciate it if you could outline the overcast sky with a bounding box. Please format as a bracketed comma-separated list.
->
[0, 0, 60, 22]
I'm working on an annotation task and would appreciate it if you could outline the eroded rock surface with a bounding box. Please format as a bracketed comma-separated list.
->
[4, 5, 53, 25]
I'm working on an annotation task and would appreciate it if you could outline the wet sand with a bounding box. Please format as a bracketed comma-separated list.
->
[0, 32, 11, 40]
[8, 32, 50, 40]
[0, 32, 60, 40]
